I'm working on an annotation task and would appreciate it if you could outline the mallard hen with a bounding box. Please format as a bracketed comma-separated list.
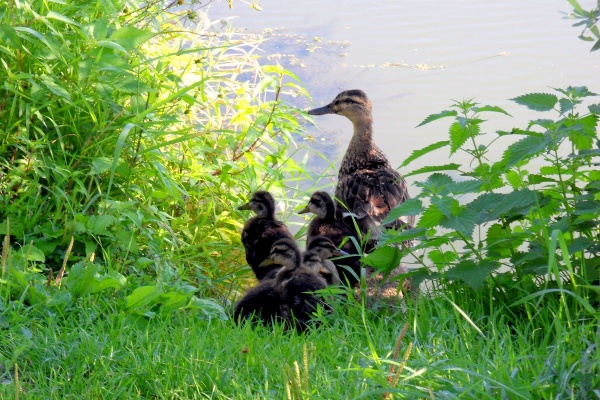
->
[260, 237, 329, 331]
[238, 191, 294, 281]
[299, 191, 362, 286]
[307, 90, 415, 240]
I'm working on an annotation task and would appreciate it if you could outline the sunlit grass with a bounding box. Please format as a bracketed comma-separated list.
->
[2, 285, 597, 399]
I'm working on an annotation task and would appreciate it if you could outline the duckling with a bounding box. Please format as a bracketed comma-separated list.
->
[233, 279, 282, 325]
[299, 191, 362, 286]
[303, 235, 344, 286]
[260, 238, 329, 332]
[307, 90, 415, 241]
[238, 191, 294, 281]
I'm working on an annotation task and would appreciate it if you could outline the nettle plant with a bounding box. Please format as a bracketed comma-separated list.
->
[374, 86, 599, 296]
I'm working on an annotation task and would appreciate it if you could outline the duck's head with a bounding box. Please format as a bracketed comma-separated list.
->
[306, 235, 349, 259]
[298, 191, 335, 219]
[307, 90, 372, 124]
[238, 190, 276, 218]
[259, 237, 301, 271]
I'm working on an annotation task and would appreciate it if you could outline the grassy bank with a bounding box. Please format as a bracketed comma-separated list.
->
[2, 286, 597, 399]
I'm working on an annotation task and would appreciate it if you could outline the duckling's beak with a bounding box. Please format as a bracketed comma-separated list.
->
[333, 249, 350, 257]
[298, 205, 310, 214]
[307, 103, 334, 115]
[258, 256, 276, 267]
[237, 202, 251, 211]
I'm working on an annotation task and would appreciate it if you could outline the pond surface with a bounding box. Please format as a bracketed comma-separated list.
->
[209, 0, 598, 180]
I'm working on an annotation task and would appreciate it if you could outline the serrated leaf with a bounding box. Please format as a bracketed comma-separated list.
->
[382, 198, 423, 225]
[503, 133, 552, 167]
[404, 163, 461, 178]
[417, 204, 444, 228]
[416, 110, 458, 127]
[511, 93, 558, 111]
[589, 104, 600, 114]
[449, 120, 470, 154]
[472, 105, 512, 116]
[415, 173, 454, 195]
[445, 260, 499, 289]
[440, 206, 478, 238]
[447, 179, 483, 195]
[559, 98, 578, 114]
[400, 140, 450, 167]
[431, 196, 460, 218]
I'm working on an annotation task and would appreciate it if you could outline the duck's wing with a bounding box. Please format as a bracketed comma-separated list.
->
[336, 167, 413, 235]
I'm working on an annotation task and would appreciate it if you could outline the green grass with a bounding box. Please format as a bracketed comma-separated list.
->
[2, 285, 597, 399]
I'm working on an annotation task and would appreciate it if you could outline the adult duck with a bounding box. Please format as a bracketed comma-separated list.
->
[307, 90, 415, 240]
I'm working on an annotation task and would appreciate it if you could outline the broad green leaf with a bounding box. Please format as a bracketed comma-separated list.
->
[431, 196, 460, 218]
[446, 179, 483, 195]
[417, 204, 444, 228]
[440, 206, 478, 238]
[428, 249, 457, 265]
[400, 140, 450, 167]
[510, 93, 558, 111]
[160, 292, 191, 312]
[87, 214, 117, 236]
[40, 74, 71, 101]
[416, 110, 457, 127]
[361, 245, 401, 271]
[186, 297, 228, 320]
[67, 261, 99, 295]
[559, 98, 579, 114]
[91, 272, 126, 293]
[589, 104, 600, 114]
[445, 260, 499, 289]
[21, 244, 45, 262]
[126, 286, 162, 310]
[502, 133, 552, 167]
[382, 198, 423, 225]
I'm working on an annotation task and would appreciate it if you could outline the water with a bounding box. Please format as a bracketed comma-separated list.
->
[207, 0, 598, 182]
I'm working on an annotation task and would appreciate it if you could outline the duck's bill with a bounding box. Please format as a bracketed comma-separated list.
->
[258, 257, 276, 267]
[307, 104, 334, 115]
[297, 205, 310, 214]
[237, 202, 251, 211]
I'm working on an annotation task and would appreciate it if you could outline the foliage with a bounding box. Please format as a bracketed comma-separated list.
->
[377, 87, 599, 305]
[0, 0, 313, 316]
[567, 0, 600, 51]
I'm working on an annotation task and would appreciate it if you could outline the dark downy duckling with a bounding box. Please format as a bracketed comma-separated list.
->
[307, 90, 415, 242]
[303, 235, 345, 286]
[238, 191, 294, 281]
[260, 238, 329, 332]
[299, 191, 362, 286]
[233, 279, 281, 325]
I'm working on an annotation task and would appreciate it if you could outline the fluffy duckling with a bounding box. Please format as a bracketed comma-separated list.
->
[233, 279, 281, 325]
[238, 191, 294, 281]
[260, 238, 328, 332]
[303, 235, 346, 286]
[307, 90, 415, 241]
[299, 191, 362, 286]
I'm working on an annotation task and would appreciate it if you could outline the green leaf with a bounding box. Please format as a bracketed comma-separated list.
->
[67, 261, 99, 296]
[445, 260, 499, 289]
[382, 198, 424, 225]
[361, 245, 401, 271]
[417, 204, 444, 228]
[503, 133, 552, 167]
[400, 140, 450, 167]
[472, 105, 512, 116]
[449, 121, 470, 154]
[446, 179, 483, 195]
[416, 110, 457, 127]
[510, 93, 558, 111]
[40, 74, 71, 101]
[87, 214, 117, 236]
[431, 196, 460, 218]
[415, 173, 454, 195]
[440, 206, 479, 238]
[126, 286, 162, 310]
[109, 26, 154, 50]
[404, 163, 461, 178]
[186, 297, 228, 320]
[21, 244, 46, 263]
[91, 272, 126, 293]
